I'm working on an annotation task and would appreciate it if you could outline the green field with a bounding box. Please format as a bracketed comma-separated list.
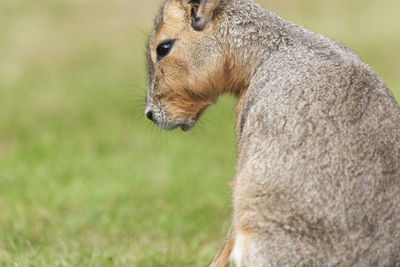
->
[0, 0, 399, 265]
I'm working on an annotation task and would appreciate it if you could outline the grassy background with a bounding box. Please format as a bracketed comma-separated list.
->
[0, 0, 399, 266]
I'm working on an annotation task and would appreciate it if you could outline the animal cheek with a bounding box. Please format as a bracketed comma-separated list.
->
[165, 98, 208, 120]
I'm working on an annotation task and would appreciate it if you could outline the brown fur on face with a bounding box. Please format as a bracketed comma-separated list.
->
[147, 0, 251, 127]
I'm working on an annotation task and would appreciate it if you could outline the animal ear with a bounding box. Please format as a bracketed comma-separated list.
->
[187, 0, 221, 31]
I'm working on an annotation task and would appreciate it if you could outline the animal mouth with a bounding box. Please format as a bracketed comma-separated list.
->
[179, 108, 207, 131]
[146, 107, 205, 132]
[178, 122, 194, 132]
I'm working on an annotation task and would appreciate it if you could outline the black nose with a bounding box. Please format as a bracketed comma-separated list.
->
[146, 110, 153, 121]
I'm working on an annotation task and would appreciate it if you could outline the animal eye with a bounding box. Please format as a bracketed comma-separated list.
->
[156, 39, 175, 60]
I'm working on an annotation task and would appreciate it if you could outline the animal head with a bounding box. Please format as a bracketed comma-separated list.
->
[145, 0, 225, 131]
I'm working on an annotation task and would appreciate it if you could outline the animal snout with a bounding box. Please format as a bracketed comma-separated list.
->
[145, 110, 154, 122]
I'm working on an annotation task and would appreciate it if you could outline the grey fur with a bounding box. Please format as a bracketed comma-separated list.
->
[147, 0, 400, 266]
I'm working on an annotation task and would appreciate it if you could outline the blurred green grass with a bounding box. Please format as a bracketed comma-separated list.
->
[0, 0, 398, 265]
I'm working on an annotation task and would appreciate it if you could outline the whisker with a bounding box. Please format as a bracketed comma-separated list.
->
[132, 25, 150, 39]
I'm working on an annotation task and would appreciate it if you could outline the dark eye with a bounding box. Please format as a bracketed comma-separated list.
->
[156, 39, 175, 61]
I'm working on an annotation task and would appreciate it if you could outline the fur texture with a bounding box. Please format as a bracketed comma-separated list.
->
[145, 0, 400, 266]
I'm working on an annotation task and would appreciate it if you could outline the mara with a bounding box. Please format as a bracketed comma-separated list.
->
[145, 0, 400, 266]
